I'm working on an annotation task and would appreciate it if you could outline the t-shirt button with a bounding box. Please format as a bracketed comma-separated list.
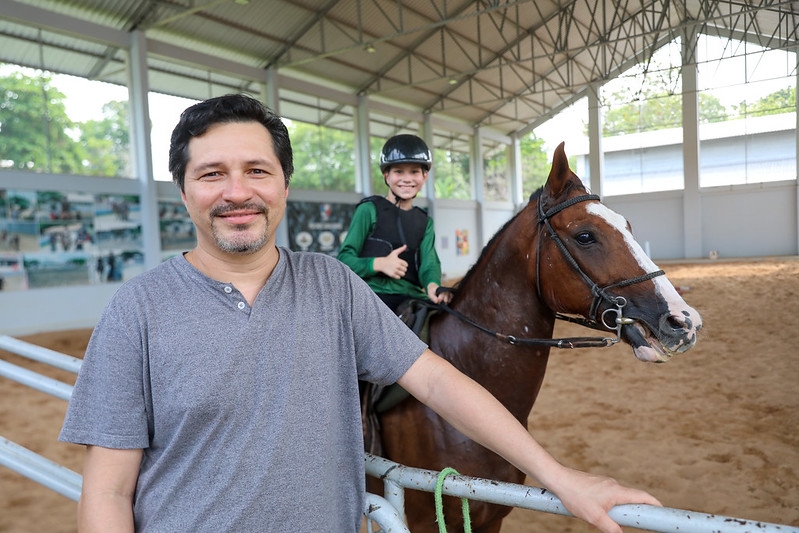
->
[237, 301, 246, 310]
[224, 286, 233, 293]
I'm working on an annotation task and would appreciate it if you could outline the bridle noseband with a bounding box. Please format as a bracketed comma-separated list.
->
[433, 192, 665, 349]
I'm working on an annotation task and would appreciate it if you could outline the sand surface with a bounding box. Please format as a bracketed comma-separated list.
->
[1, 257, 797, 532]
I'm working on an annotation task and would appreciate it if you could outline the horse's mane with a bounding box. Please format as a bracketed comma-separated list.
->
[450, 187, 544, 296]
[448, 176, 588, 298]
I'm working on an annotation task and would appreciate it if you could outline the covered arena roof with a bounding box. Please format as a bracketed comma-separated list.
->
[1, 0, 797, 142]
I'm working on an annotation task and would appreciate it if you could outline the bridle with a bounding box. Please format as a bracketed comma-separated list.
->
[434, 192, 665, 349]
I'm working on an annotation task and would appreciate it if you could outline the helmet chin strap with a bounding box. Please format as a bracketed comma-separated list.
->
[386, 178, 415, 206]
[388, 189, 417, 207]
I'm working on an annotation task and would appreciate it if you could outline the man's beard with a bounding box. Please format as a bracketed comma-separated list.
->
[209, 203, 269, 254]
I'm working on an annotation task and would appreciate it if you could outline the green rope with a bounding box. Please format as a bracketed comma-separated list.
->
[434, 467, 472, 533]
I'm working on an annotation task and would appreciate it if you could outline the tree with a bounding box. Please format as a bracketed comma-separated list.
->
[287, 121, 356, 191]
[602, 88, 728, 136]
[0, 69, 131, 177]
[520, 134, 549, 196]
[433, 148, 471, 200]
[483, 147, 509, 201]
[735, 86, 796, 118]
[79, 100, 131, 177]
[0, 70, 83, 172]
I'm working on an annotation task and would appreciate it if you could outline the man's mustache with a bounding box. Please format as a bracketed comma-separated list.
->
[210, 203, 267, 218]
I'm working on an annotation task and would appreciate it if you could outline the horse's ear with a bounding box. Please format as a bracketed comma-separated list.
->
[545, 142, 574, 199]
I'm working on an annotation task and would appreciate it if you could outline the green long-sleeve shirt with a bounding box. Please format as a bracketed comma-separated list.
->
[338, 200, 442, 299]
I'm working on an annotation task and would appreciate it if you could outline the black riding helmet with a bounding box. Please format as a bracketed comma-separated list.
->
[379, 134, 432, 173]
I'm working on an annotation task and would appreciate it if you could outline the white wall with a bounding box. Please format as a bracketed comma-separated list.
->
[2, 173, 797, 335]
[701, 181, 797, 258]
[432, 200, 480, 280]
[605, 192, 685, 260]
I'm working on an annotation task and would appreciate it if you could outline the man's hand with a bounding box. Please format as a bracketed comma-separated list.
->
[373, 245, 408, 279]
[546, 467, 662, 533]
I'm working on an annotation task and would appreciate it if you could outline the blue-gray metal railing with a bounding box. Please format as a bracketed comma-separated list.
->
[364, 454, 799, 533]
[0, 436, 82, 501]
[2, 335, 798, 533]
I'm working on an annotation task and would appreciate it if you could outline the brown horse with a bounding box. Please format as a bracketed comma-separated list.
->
[377, 142, 702, 532]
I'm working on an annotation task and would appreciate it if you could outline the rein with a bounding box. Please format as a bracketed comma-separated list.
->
[431, 193, 665, 349]
[434, 299, 620, 348]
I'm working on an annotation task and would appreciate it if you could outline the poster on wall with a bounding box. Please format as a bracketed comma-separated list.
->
[0, 189, 147, 291]
[455, 229, 469, 256]
[286, 200, 354, 256]
[92, 194, 145, 284]
[159, 200, 195, 252]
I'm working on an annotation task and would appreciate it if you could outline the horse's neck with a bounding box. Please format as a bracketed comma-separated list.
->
[455, 211, 553, 331]
[430, 214, 555, 416]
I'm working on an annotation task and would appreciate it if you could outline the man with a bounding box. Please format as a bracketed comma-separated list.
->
[60, 94, 659, 533]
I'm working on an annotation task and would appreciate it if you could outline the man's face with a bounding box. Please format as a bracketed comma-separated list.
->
[384, 163, 428, 201]
[181, 121, 289, 256]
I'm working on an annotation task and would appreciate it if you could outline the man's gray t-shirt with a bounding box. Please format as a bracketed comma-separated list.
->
[59, 248, 426, 532]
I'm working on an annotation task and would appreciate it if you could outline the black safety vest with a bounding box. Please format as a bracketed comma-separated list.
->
[357, 195, 429, 286]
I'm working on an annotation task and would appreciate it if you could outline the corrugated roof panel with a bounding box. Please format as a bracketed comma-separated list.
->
[2, 0, 796, 138]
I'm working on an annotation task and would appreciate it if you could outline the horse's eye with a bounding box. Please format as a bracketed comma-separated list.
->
[574, 231, 595, 245]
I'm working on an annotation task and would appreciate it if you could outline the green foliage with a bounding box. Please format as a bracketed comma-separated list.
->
[483, 147, 508, 201]
[79, 100, 131, 177]
[0, 70, 82, 172]
[370, 136, 384, 193]
[520, 134, 549, 197]
[0, 68, 131, 177]
[599, 66, 796, 136]
[287, 121, 356, 191]
[433, 148, 471, 200]
[734, 86, 796, 118]
[602, 89, 729, 136]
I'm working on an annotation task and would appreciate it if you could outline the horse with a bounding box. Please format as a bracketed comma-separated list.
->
[375, 142, 702, 532]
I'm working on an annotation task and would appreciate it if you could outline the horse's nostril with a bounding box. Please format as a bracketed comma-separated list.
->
[664, 314, 692, 332]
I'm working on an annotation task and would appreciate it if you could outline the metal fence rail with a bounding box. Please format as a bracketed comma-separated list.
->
[2, 335, 798, 532]
[365, 454, 799, 533]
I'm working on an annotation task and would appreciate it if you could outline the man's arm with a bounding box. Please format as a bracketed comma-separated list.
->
[78, 445, 142, 533]
[397, 349, 661, 533]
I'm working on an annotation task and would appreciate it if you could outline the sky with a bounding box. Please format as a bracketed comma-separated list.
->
[50, 75, 194, 181]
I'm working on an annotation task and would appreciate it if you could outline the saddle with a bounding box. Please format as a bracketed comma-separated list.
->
[361, 298, 437, 456]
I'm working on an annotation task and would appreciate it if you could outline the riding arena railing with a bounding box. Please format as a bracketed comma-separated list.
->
[1, 334, 797, 533]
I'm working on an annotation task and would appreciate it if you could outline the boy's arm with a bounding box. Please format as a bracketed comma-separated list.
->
[417, 218, 449, 302]
[78, 445, 142, 533]
[338, 203, 378, 278]
[397, 349, 661, 533]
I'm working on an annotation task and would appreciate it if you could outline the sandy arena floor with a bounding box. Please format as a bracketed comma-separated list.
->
[1, 257, 798, 532]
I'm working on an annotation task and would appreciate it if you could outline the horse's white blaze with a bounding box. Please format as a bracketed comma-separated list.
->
[586, 203, 655, 271]
[585, 203, 702, 361]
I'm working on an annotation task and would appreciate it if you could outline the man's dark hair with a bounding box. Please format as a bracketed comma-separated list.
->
[168, 94, 294, 191]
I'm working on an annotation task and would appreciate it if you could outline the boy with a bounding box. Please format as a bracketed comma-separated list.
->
[338, 134, 451, 312]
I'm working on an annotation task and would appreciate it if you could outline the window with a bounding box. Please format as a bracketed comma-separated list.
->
[288, 120, 356, 192]
[432, 132, 472, 200]
[0, 64, 131, 178]
[697, 34, 797, 187]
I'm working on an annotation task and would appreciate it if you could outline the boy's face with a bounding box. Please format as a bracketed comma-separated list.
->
[384, 163, 428, 202]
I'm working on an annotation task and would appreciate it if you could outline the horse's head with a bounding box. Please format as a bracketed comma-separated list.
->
[535, 142, 702, 362]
